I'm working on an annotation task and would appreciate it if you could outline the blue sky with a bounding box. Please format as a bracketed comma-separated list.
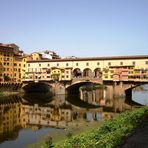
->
[0, 0, 148, 57]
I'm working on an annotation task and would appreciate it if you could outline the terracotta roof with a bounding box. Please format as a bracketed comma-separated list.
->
[26, 55, 148, 63]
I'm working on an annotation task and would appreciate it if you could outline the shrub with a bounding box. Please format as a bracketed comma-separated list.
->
[54, 106, 148, 148]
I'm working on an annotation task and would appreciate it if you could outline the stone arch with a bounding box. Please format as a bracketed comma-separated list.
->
[73, 68, 82, 77]
[94, 68, 102, 78]
[83, 68, 92, 77]
[22, 82, 53, 93]
[66, 81, 93, 94]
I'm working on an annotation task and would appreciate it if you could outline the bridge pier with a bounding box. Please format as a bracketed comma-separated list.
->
[79, 85, 106, 105]
[113, 81, 125, 99]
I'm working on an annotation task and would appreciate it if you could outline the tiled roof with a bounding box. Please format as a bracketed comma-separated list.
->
[27, 55, 148, 63]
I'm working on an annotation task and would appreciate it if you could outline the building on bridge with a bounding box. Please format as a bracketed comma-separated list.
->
[21, 51, 60, 82]
[24, 55, 148, 82]
[1, 42, 148, 84]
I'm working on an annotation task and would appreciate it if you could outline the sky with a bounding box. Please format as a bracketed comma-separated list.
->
[0, 0, 148, 57]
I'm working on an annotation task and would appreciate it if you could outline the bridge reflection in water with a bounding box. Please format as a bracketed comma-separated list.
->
[0, 90, 140, 147]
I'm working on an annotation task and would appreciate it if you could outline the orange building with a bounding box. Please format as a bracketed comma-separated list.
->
[0, 43, 23, 82]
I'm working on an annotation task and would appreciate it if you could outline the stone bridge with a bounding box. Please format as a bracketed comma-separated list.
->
[21, 77, 103, 94]
[66, 77, 103, 94]
[71, 77, 103, 85]
[5, 78, 147, 103]
[104, 81, 148, 101]
[22, 77, 148, 99]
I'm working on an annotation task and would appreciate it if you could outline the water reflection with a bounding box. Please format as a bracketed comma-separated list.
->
[0, 91, 140, 147]
[0, 95, 22, 143]
[132, 84, 148, 105]
[23, 92, 53, 104]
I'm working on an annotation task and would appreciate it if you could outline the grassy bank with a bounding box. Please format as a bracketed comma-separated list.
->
[43, 106, 148, 148]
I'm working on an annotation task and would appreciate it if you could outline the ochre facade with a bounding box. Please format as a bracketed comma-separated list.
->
[25, 55, 148, 82]
[0, 43, 148, 83]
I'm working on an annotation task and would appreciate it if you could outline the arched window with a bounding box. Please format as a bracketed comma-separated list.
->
[73, 68, 82, 77]
[83, 68, 92, 77]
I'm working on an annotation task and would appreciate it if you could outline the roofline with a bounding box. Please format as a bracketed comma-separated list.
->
[26, 55, 148, 63]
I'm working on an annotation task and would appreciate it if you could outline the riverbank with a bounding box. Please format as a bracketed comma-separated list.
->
[48, 106, 148, 148]
[28, 111, 117, 148]
[28, 119, 106, 148]
[117, 115, 148, 148]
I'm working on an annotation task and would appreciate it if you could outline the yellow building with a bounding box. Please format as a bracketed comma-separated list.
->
[31, 52, 42, 60]
[21, 53, 43, 81]
[13, 55, 23, 82]
[0, 98, 23, 141]
[0, 43, 24, 83]
[0, 44, 15, 82]
[24, 55, 148, 82]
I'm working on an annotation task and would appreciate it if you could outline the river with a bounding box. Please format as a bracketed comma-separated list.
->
[0, 87, 148, 148]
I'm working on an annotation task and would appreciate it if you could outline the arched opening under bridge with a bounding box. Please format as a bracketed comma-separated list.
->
[22, 82, 53, 93]
[125, 84, 148, 105]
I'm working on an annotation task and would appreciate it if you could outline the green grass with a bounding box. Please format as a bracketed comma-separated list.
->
[51, 106, 148, 148]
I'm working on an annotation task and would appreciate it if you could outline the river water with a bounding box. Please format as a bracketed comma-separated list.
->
[0, 88, 148, 148]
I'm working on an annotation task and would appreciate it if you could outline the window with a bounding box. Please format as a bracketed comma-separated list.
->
[86, 63, 89, 66]
[120, 62, 123, 65]
[39, 64, 41, 67]
[66, 63, 69, 66]
[145, 61, 148, 65]
[132, 61, 135, 65]
[76, 63, 78, 66]
[105, 76, 108, 78]
[97, 62, 100, 65]
[28, 64, 30, 67]
[108, 62, 111, 66]
[57, 63, 59, 66]
[48, 64, 50, 67]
